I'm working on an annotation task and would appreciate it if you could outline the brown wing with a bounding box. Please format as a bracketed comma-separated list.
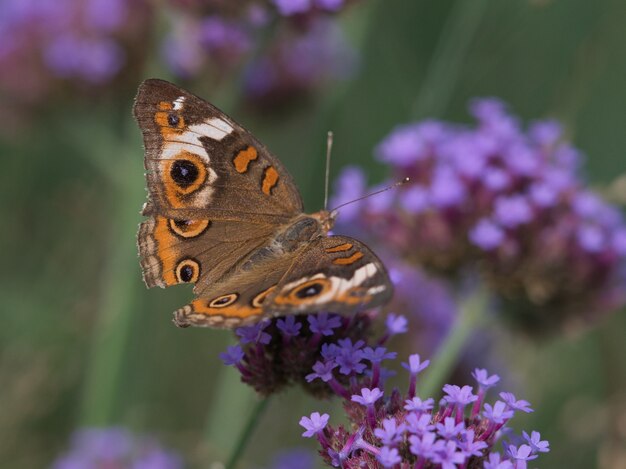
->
[137, 212, 275, 289]
[133, 78, 303, 222]
[266, 235, 393, 315]
[173, 235, 393, 328]
[134, 79, 305, 294]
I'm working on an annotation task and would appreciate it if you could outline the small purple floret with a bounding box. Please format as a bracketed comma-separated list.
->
[499, 392, 534, 413]
[219, 345, 244, 366]
[299, 412, 329, 438]
[351, 387, 383, 406]
[308, 313, 342, 336]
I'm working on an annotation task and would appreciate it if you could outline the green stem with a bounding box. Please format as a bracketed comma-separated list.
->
[78, 123, 144, 425]
[411, 0, 489, 119]
[225, 397, 271, 469]
[419, 286, 489, 397]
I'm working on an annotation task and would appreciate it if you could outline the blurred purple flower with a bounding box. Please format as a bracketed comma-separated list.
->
[332, 98, 626, 332]
[51, 427, 182, 469]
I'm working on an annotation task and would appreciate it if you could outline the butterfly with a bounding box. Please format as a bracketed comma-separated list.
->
[134, 79, 392, 328]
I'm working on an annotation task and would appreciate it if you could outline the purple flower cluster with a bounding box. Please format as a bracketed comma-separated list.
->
[301, 356, 549, 468]
[162, 2, 356, 106]
[332, 99, 626, 330]
[0, 0, 146, 87]
[220, 312, 407, 396]
[51, 427, 182, 469]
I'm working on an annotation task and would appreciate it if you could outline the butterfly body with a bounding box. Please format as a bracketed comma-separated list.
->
[134, 79, 392, 328]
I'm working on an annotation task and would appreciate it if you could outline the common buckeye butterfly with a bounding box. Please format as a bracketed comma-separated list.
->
[134, 79, 392, 328]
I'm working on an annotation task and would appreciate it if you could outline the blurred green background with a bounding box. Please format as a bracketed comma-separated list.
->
[1, 0, 626, 467]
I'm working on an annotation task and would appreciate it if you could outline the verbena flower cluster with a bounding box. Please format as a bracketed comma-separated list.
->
[220, 312, 408, 396]
[332, 99, 626, 330]
[0, 0, 357, 118]
[300, 353, 549, 468]
[0, 0, 148, 87]
[51, 427, 182, 469]
[164, 1, 356, 106]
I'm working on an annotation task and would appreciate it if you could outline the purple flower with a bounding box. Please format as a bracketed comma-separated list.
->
[484, 168, 511, 190]
[507, 444, 538, 466]
[305, 361, 337, 383]
[430, 440, 466, 468]
[470, 219, 505, 250]
[276, 316, 302, 337]
[385, 313, 408, 335]
[373, 418, 406, 446]
[405, 412, 434, 435]
[400, 185, 430, 213]
[483, 401, 514, 424]
[376, 123, 428, 165]
[236, 321, 271, 345]
[404, 396, 435, 412]
[522, 430, 550, 453]
[408, 431, 438, 459]
[442, 384, 477, 407]
[435, 417, 465, 439]
[199, 16, 250, 59]
[362, 346, 396, 363]
[299, 412, 329, 437]
[529, 182, 559, 207]
[376, 446, 401, 467]
[329, 166, 366, 222]
[429, 166, 466, 208]
[301, 347, 549, 468]
[268, 449, 315, 469]
[351, 387, 383, 406]
[499, 392, 534, 413]
[335, 339, 366, 375]
[308, 313, 342, 336]
[458, 429, 488, 457]
[45, 35, 124, 83]
[51, 427, 182, 469]
[219, 345, 244, 366]
[577, 225, 605, 252]
[529, 119, 562, 147]
[494, 196, 533, 228]
[473, 368, 501, 389]
[402, 354, 430, 374]
[273, 0, 312, 15]
[84, 0, 127, 32]
[484, 453, 515, 469]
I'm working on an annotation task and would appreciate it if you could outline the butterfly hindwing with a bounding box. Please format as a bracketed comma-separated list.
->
[172, 235, 392, 328]
[266, 235, 393, 314]
[137, 209, 276, 289]
[133, 79, 303, 222]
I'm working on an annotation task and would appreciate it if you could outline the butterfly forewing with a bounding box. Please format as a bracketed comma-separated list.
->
[133, 79, 303, 222]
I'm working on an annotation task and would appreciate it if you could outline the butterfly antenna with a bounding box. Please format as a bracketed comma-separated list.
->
[324, 131, 333, 211]
[331, 177, 410, 213]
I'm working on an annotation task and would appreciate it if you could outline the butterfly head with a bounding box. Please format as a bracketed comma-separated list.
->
[312, 209, 337, 234]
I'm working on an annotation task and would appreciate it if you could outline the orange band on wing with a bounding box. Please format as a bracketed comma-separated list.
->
[190, 299, 262, 319]
[262, 166, 279, 195]
[333, 251, 364, 265]
[153, 216, 179, 286]
[325, 243, 353, 253]
[233, 146, 258, 173]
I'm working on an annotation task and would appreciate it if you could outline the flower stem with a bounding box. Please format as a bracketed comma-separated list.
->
[225, 397, 271, 469]
[411, 0, 489, 119]
[78, 119, 144, 425]
[419, 286, 489, 397]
